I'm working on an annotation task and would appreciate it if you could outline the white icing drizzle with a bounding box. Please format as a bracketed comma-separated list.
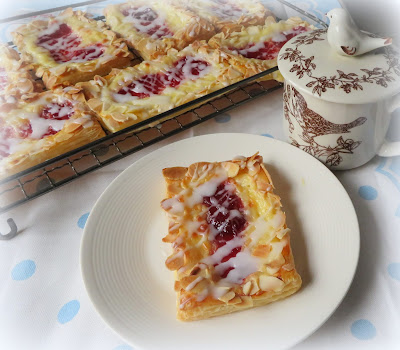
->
[230, 27, 309, 59]
[122, 6, 173, 39]
[161, 197, 185, 215]
[28, 112, 66, 139]
[113, 55, 212, 103]
[215, 250, 259, 285]
[185, 276, 203, 291]
[203, 236, 243, 266]
[247, 217, 270, 248]
[70, 116, 94, 128]
[186, 174, 226, 207]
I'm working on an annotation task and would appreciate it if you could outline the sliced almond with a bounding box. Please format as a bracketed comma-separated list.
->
[184, 248, 203, 265]
[247, 158, 260, 176]
[252, 244, 271, 258]
[282, 263, 294, 271]
[165, 251, 184, 271]
[110, 112, 128, 122]
[64, 122, 82, 133]
[266, 266, 280, 275]
[227, 296, 242, 305]
[249, 282, 260, 295]
[256, 180, 272, 193]
[242, 281, 252, 295]
[222, 161, 240, 177]
[218, 290, 236, 303]
[87, 98, 103, 112]
[174, 281, 181, 291]
[259, 275, 285, 292]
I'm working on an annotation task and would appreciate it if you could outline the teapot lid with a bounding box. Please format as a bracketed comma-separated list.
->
[277, 29, 400, 104]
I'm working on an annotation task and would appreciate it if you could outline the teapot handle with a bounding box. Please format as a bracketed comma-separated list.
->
[377, 93, 400, 157]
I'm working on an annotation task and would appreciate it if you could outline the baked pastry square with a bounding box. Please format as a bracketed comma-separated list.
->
[0, 45, 43, 103]
[78, 42, 243, 133]
[161, 154, 302, 321]
[176, 0, 272, 34]
[11, 8, 133, 89]
[208, 17, 313, 82]
[0, 88, 105, 178]
[105, 1, 215, 61]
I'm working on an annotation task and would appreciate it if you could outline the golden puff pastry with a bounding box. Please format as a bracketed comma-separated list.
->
[104, 1, 216, 61]
[11, 8, 133, 90]
[161, 153, 302, 321]
[0, 87, 105, 178]
[175, 0, 272, 34]
[0, 45, 43, 103]
[77, 41, 243, 133]
[208, 17, 314, 82]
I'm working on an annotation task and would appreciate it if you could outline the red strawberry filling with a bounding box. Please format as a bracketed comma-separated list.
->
[122, 6, 173, 39]
[40, 100, 74, 120]
[203, 181, 248, 279]
[117, 56, 210, 99]
[37, 23, 104, 63]
[229, 26, 309, 60]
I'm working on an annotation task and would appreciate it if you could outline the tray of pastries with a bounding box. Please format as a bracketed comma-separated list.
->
[0, 0, 322, 210]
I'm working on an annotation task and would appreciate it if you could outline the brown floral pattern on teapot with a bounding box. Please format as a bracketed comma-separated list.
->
[283, 84, 366, 166]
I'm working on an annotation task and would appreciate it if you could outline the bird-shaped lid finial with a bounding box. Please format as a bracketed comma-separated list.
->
[326, 8, 392, 57]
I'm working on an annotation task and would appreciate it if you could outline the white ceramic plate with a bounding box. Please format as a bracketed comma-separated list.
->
[81, 133, 359, 350]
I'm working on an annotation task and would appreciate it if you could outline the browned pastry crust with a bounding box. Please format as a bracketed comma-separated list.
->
[11, 8, 133, 89]
[175, 0, 272, 34]
[77, 41, 243, 133]
[0, 87, 105, 178]
[104, 1, 216, 61]
[0, 45, 43, 103]
[161, 154, 302, 321]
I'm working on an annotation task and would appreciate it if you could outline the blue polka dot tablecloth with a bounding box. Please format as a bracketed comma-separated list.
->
[0, 0, 400, 350]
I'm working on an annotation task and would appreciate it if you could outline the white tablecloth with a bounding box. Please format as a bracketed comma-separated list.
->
[1, 1, 400, 350]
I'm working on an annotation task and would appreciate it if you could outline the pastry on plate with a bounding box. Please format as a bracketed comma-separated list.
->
[104, 1, 215, 61]
[0, 87, 105, 178]
[208, 17, 314, 82]
[78, 41, 243, 133]
[0, 45, 43, 103]
[11, 8, 133, 89]
[161, 153, 302, 321]
[175, 0, 272, 34]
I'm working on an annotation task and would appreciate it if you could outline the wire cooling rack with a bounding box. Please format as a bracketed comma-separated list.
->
[0, 0, 328, 214]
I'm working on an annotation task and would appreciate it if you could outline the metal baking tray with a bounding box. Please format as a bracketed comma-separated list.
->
[0, 0, 327, 214]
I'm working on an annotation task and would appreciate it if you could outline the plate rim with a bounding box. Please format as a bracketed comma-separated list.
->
[80, 133, 360, 350]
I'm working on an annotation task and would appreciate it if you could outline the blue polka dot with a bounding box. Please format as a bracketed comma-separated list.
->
[113, 346, 133, 350]
[78, 212, 90, 229]
[395, 205, 400, 218]
[262, 133, 274, 138]
[388, 263, 400, 281]
[57, 300, 80, 324]
[351, 319, 376, 340]
[358, 186, 378, 200]
[215, 113, 231, 123]
[11, 260, 36, 280]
